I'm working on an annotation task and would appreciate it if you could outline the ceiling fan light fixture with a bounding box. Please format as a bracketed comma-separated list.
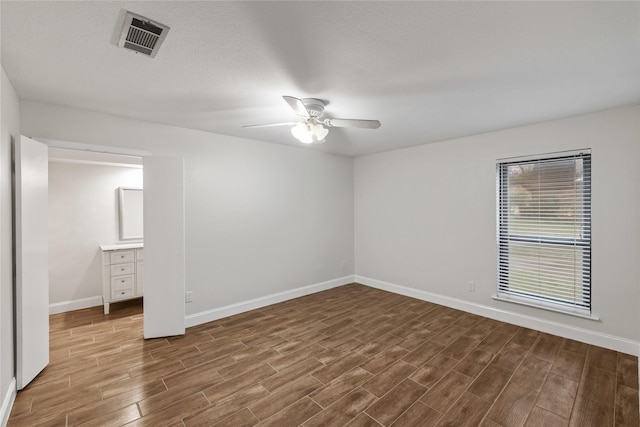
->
[244, 96, 380, 145]
[313, 123, 329, 141]
[291, 120, 328, 144]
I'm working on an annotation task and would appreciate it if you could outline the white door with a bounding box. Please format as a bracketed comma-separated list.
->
[14, 136, 49, 389]
[142, 156, 185, 338]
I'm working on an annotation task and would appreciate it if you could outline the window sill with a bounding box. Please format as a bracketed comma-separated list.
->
[492, 295, 600, 321]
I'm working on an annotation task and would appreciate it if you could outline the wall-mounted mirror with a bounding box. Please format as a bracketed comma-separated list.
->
[119, 187, 143, 240]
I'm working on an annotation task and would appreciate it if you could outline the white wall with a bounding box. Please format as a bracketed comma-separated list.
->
[21, 101, 355, 318]
[0, 67, 19, 423]
[48, 160, 142, 306]
[355, 105, 640, 353]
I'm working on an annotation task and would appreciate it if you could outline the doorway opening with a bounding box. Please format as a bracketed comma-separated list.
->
[16, 136, 184, 390]
[48, 147, 144, 316]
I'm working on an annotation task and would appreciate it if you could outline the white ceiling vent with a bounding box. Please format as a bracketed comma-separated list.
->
[117, 11, 169, 58]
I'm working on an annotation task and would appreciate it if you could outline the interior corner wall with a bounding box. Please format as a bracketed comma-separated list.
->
[1, 66, 19, 421]
[355, 105, 640, 353]
[48, 161, 142, 306]
[20, 101, 355, 318]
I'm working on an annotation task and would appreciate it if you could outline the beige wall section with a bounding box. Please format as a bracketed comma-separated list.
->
[355, 105, 640, 348]
[20, 101, 355, 317]
[1, 66, 20, 418]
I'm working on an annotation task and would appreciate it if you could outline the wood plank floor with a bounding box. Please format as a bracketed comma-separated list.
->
[8, 283, 639, 426]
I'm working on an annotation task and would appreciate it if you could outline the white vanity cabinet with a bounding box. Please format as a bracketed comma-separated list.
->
[135, 248, 144, 295]
[101, 243, 144, 314]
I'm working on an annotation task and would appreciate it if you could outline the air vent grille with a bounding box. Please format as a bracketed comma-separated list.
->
[118, 12, 169, 58]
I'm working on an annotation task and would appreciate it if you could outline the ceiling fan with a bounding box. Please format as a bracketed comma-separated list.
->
[243, 96, 381, 144]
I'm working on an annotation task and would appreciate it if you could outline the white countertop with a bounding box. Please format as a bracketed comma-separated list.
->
[100, 243, 144, 251]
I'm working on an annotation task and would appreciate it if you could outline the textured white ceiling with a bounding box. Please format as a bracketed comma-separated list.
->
[2, 1, 639, 157]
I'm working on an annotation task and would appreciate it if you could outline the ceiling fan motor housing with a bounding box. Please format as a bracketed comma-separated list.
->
[301, 98, 325, 118]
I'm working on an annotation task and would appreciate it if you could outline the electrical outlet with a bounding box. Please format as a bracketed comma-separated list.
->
[185, 291, 193, 303]
[467, 281, 475, 292]
[341, 260, 346, 270]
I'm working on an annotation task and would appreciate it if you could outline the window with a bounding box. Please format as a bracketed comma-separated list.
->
[497, 150, 591, 315]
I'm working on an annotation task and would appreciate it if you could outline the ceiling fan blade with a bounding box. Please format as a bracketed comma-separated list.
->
[243, 122, 297, 128]
[324, 118, 381, 129]
[283, 96, 310, 118]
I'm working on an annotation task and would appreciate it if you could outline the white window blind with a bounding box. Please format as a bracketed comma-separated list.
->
[497, 150, 591, 315]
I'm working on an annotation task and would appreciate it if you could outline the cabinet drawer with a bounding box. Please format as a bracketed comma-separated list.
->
[111, 275, 134, 300]
[112, 288, 134, 300]
[110, 250, 135, 263]
[110, 263, 135, 276]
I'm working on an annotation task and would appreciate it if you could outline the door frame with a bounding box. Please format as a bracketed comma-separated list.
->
[30, 137, 185, 336]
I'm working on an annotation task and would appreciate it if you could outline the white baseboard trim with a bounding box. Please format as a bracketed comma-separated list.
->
[1, 377, 16, 427]
[355, 275, 639, 356]
[185, 275, 355, 328]
[49, 295, 103, 315]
